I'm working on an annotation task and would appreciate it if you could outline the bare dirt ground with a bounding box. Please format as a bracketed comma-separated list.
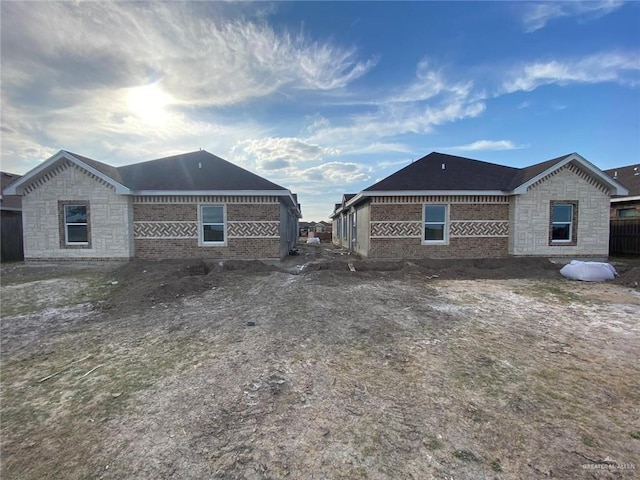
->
[1, 245, 639, 479]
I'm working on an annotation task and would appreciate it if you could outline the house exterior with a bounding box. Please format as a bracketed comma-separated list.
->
[4, 150, 301, 261]
[604, 164, 640, 256]
[604, 164, 640, 218]
[330, 152, 628, 259]
[1, 172, 24, 261]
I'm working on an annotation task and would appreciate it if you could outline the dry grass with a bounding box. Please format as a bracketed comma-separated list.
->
[1, 258, 639, 479]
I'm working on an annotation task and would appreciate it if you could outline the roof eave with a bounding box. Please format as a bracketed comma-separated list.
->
[131, 189, 293, 196]
[611, 195, 640, 203]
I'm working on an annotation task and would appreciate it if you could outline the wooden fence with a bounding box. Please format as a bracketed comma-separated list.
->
[1, 211, 24, 262]
[610, 219, 640, 256]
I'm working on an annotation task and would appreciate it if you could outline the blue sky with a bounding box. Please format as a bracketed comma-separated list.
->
[1, 1, 638, 220]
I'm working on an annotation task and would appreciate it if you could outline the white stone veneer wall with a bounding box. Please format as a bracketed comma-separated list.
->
[22, 164, 133, 259]
[509, 167, 610, 256]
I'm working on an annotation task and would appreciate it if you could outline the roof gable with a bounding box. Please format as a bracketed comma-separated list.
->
[510, 153, 628, 195]
[3, 151, 130, 195]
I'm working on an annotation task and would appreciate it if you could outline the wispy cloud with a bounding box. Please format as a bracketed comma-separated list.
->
[502, 51, 640, 93]
[0, 1, 375, 169]
[307, 59, 485, 147]
[232, 137, 339, 171]
[1, 2, 375, 107]
[522, 1, 624, 32]
[346, 142, 413, 155]
[299, 162, 370, 184]
[448, 140, 528, 152]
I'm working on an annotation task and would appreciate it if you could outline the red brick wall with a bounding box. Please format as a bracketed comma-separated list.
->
[368, 201, 509, 259]
[369, 237, 509, 259]
[134, 238, 280, 260]
[133, 202, 281, 260]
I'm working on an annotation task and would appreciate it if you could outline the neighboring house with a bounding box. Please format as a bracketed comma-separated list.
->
[316, 220, 331, 233]
[604, 164, 640, 218]
[332, 194, 355, 248]
[1, 172, 24, 261]
[330, 152, 627, 259]
[604, 164, 640, 256]
[4, 150, 301, 261]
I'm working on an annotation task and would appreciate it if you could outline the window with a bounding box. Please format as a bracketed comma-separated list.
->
[201, 205, 225, 244]
[617, 208, 637, 218]
[64, 205, 88, 244]
[424, 205, 447, 243]
[351, 211, 357, 242]
[551, 204, 573, 242]
[549, 201, 578, 246]
[342, 215, 348, 240]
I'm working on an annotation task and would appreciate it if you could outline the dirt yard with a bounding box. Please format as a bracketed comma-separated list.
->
[1, 245, 639, 479]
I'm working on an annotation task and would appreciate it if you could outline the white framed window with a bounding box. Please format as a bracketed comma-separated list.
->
[200, 205, 226, 245]
[342, 215, 348, 240]
[423, 204, 448, 244]
[351, 211, 357, 242]
[64, 205, 88, 245]
[551, 204, 573, 242]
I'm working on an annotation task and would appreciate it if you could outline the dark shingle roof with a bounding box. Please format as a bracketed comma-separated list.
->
[66, 151, 124, 184]
[506, 154, 573, 190]
[116, 150, 286, 191]
[364, 152, 519, 191]
[604, 164, 640, 197]
[363, 152, 572, 192]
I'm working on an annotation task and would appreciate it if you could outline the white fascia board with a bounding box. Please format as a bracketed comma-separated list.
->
[512, 153, 629, 195]
[611, 195, 640, 203]
[2, 150, 131, 195]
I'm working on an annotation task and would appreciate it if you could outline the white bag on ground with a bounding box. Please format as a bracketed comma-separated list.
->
[306, 237, 320, 244]
[560, 260, 617, 282]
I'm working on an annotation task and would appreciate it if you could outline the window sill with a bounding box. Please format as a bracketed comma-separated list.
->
[422, 240, 448, 246]
[199, 242, 227, 247]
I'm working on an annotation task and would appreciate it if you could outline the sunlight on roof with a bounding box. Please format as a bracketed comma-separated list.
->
[127, 83, 172, 126]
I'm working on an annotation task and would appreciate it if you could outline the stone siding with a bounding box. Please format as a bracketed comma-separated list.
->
[510, 166, 610, 256]
[22, 162, 132, 259]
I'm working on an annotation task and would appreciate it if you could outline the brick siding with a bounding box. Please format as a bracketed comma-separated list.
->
[134, 237, 280, 260]
[367, 200, 509, 259]
[369, 237, 508, 259]
[132, 200, 281, 259]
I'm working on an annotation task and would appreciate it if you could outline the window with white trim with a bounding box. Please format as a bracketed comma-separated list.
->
[551, 204, 573, 242]
[342, 215, 348, 240]
[64, 205, 88, 244]
[201, 205, 225, 244]
[423, 204, 447, 243]
[351, 211, 357, 242]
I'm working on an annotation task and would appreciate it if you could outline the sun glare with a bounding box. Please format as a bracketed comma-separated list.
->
[127, 83, 172, 126]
